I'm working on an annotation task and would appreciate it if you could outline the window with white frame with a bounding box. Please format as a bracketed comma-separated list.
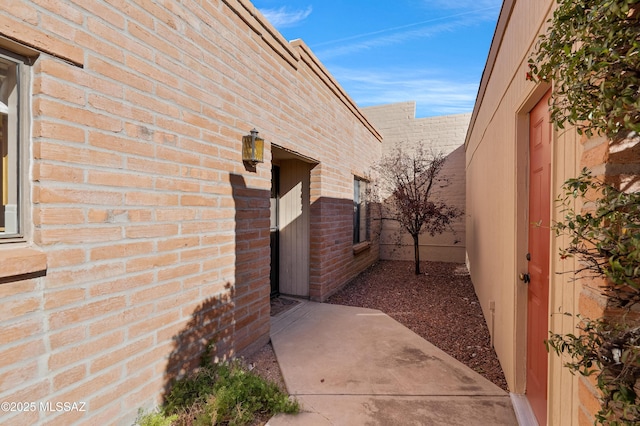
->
[353, 177, 369, 244]
[0, 52, 28, 240]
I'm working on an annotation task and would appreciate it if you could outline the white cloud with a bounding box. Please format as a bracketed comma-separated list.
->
[427, 0, 502, 9]
[316, 20, 459, 60]
[332, 67, 478, 117]
[259, 6, 312, 28]
[314, 6, 498, 60]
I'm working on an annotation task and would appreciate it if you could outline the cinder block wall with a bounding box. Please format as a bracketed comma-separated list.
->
[0, 1, 381, 424]
[363, 102, 468, 263]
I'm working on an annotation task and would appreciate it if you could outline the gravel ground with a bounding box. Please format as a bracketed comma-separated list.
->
[246, 260, 508, 395]
[244, 341, 288, 391]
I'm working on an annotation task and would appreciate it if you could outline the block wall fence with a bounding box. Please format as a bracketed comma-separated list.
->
[363, 102, 468, 263]
[0, 1, 381, 425]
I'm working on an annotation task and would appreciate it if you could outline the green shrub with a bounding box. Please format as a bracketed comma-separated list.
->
[163, 365, 218, 415]
[206, 362, 299, 425]
[154, 341, 299, 426]
[549, 170, 640, 425]
[528, 0, 640, 138]
[134, 408, 178, 426]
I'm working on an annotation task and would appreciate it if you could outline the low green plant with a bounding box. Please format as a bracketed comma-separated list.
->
[528, 0, 640, 138]
[163, 363, 219, 416]
[207, 362, 299, 425]
[163, 342, 219, 415]
[150, 341, 299, 426]
[554, 169, 640, 308]
[134, 408, 178, 426]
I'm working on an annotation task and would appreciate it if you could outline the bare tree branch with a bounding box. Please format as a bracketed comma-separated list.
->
[373, 144, 463, 274]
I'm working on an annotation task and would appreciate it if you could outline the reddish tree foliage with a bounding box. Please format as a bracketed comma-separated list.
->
[374, 145, 463, 274]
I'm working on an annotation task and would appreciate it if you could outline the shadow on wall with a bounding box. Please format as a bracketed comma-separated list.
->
[164, 289, 235, 394]
[608, 132, 640, 192]
[270, 156, 380, 301]
[163, 173, 271, 400]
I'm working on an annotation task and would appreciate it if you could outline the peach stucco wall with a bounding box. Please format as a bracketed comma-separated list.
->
[465, 0, 584, 424]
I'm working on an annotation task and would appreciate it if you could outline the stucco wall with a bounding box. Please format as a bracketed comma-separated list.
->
[363, 102, 468, 263]
[465, 1, 584, 424]
[0, 1, 381, 424]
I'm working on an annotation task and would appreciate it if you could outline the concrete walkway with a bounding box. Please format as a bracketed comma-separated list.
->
[267, 301, 518, 426]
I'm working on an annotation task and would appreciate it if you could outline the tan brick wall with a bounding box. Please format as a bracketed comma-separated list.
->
[0, 1, 381, 424]
[575, 131, 640, 424]
[363, 102, 468, 263]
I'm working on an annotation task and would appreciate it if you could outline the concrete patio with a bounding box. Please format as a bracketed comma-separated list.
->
[267, 301, 518, 425]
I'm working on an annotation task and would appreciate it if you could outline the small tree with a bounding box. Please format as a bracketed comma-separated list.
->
[374, 144, 463, 275]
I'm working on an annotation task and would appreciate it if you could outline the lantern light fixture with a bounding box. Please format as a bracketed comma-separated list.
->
[242, 128, 264, 165]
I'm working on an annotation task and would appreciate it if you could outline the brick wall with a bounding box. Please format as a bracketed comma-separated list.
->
[0, 1, 381, 424]
[363, 102, 468, 263]
[576, 132, 640, 424]
[309, 195, 381, 301]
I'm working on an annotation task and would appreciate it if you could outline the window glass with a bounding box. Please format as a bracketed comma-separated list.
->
[353, 178, 369, 244]
[0, 57, 20, 238]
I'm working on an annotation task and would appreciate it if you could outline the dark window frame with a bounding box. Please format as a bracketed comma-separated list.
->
[353, 177, 370, 245]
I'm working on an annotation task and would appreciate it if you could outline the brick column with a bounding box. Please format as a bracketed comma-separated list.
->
[577, 131, 640, 423]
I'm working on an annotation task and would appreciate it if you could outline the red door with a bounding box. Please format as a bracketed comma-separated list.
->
[527, 90, 551, 425]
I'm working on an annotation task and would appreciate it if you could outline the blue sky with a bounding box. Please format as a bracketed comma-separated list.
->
[253, 0, 502, 118]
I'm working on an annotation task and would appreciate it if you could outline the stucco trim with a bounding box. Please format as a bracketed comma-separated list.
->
[510, 393, 538, 426]
[272, 143, 319, 164]
[0, 36, 40, 63]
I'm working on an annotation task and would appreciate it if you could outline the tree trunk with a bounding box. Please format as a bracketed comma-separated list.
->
[413, 234, 421, 274]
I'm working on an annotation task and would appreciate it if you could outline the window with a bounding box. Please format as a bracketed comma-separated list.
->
[353, 177, 369, 244]
[1, 52, 28, 240]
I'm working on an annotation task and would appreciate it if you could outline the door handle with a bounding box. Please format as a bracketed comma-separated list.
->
[519, 273, 530, 284]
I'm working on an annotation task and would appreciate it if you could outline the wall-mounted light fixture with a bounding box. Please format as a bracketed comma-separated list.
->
[242, 128, 264, 165]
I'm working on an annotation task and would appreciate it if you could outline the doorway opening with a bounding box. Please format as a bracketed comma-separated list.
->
[270, 145, 318, 299]
[270, 165, 280, 298]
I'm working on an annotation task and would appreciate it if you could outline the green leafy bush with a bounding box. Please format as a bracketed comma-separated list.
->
[135, 409, 178, 426]
[528, 2, 640, 421]
[555, 169, 640, 307]
[549, 170, 640, 425]
[164, 360, 298, 425]
[548, 316, 640, 425]
[528, 0, 640, 138]
[139, 341, 299, 426]
[203, 363, 299, 426]
[163, 364, 219, 416]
